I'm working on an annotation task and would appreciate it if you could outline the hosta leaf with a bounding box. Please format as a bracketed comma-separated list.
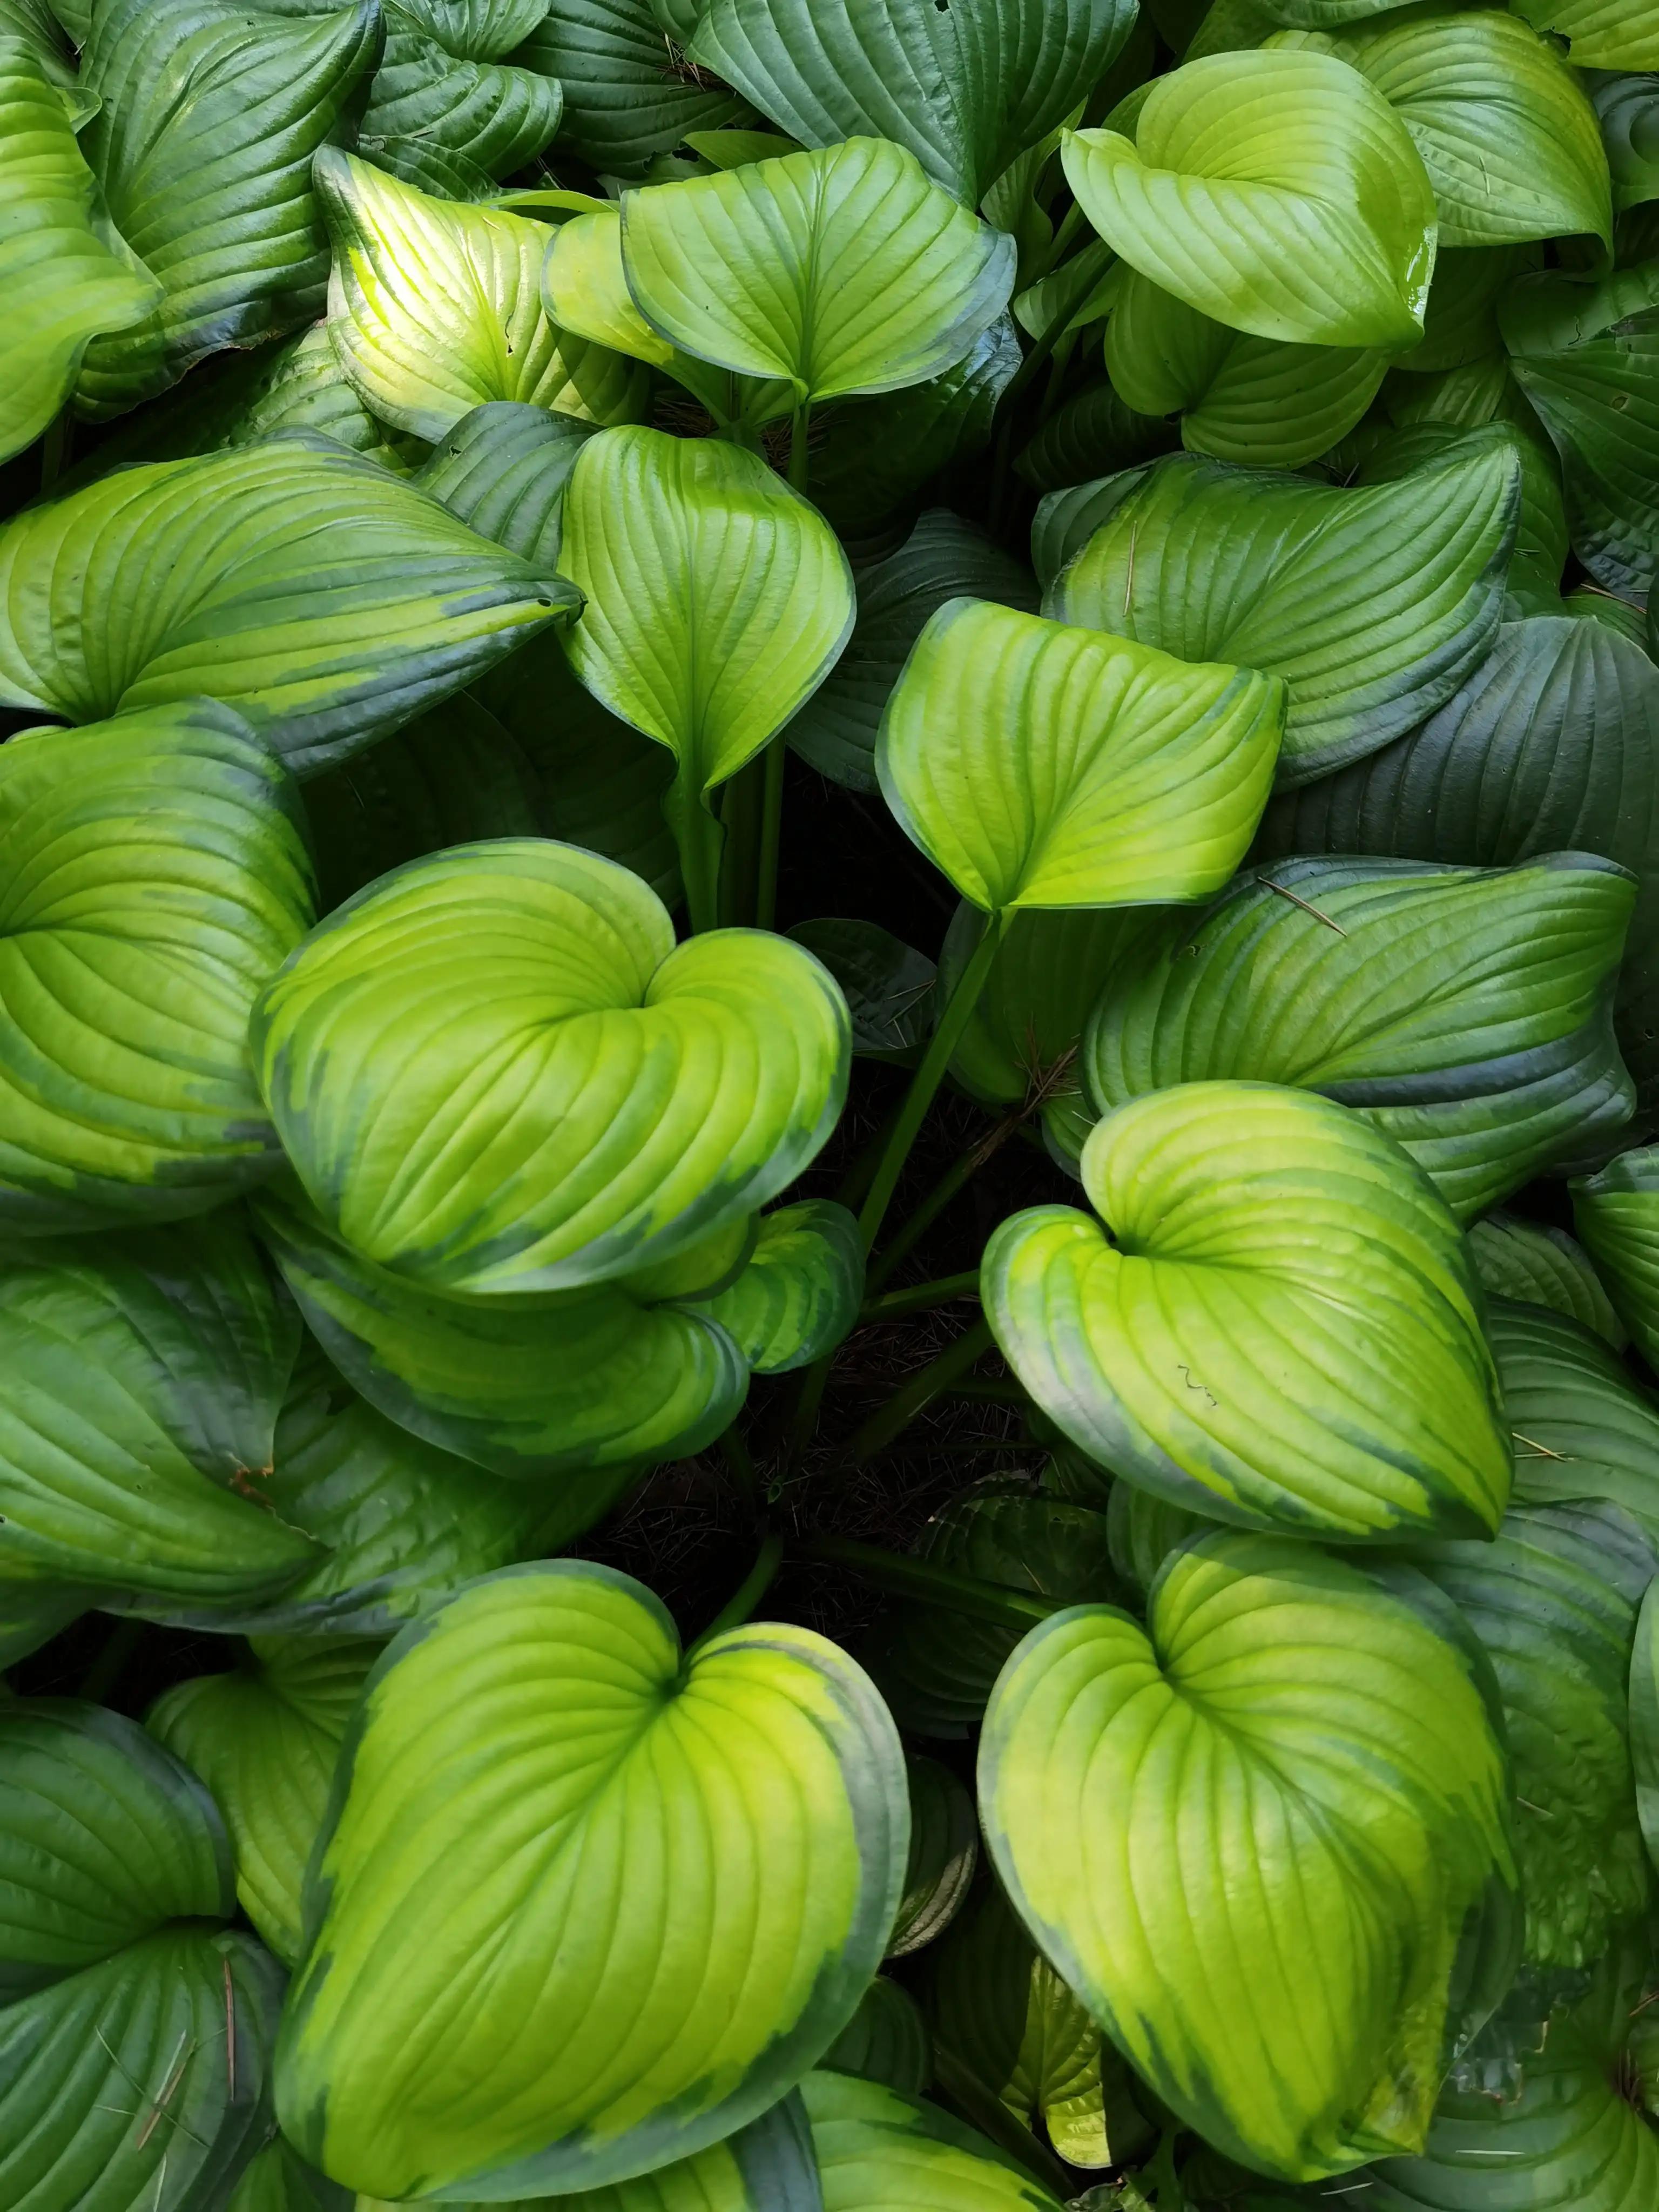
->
[0, 1215, 313, 1608]
[878, 599, 1283, 914]
[1081, 854, 1637, 1223]
[786, 511, 1038, 794]
[513, 0, 750, 178]
[0, 1580, 94, 1668]
[862, 1487, 1121, 1740]
[1104, 269, 1387, 468]
[979, 1530, 1518, 2181]
[985, 1083, 1512, 1540]
[255, 840, 848, 1296]
[1046, 443, 1519, 784]
[1355, 418, 1568, 613]
[888, 1756, 977, 1959]
[255, 1177, 746, 1480]
[1264, 14, 1611, 249]
[0, 439, 578, 777]
[1510, 0, 1659, 70]
[0, 1925, 284, 2212]
[1638, 1576, 1659, 1874]
[73, 0, 381, 419]
[1061, 50, 1437, 349]
[0, 1702, 231, 1998]
[318, 150, 647, 440]
[1015, 377, 1178, 496]
[1489, 1299, 1659, 1545]
[0, 702, 314, 1231]
[1593, 72, 1659, 214]
[149, 1637, 379, 1965]
[1258, 616, 1659, 1111]
[1576, 1147, 1659, 1367]
[413, 400, 594, 566]
[822, 1980, 933, 2098]
[0, 0, 84, 109]
[206, 322, 426, 470]
[786, 921, 936, 1063]
[686, 0, 1135, 206]
[276, 1562, 908, 2198]
[358, 6, 563, 190]
[1501, 262, 1659, 596]
[1468, 1213, 1626, 1347]
[619, 139, 1016, 405]
[391, 0, 554, 53]
[700, 1201, 864, 1373]
[557, 427, 854, 919]
[228, 2135, 349, 2212]
[802, 2069, 1066, 2211]
[927, 1878, 1147, 2171]
[0, 38, 158, 466]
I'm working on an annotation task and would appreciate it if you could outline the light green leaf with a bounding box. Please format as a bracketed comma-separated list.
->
[979, 1530, 1518, 2181]
[0, 0, 86, 111]
[700, 1201, 864, 1373]
[684, 126, 807, 169]
[358, 5, 563, 190]
[0, 1215, 314, 1609]
[822, 1980, 933, 2099]
[620, 139, 1016, 406]
[255, 839, 848, 1295]
[1105, 269, 1388, 468]
[208, 322, 427, 470]
[0, 437, 578, 777]
[276, 1561, 908, 2198]
[1593, 72, 1659, 215]
[0, 1701, 232, 1998]
[1468, 1213, 1627, 1347]
[984, 1083, 1512, 1540]
[1082, 854, 1637, 1223]
[1355, 418, 1568, 612]
[1046, 442, 1520, 783]
[1575, 1145, 1659, 1368]
[888, 1756, 977, 1960]
[787, 511, 1038, 793]
[927, 1878, 1148, 2172]
[557, 428, 853, 917]
[228, 2135, 350, 2212]
[1501, 261, 1659, 597]
[1265, 14, 1611, 249]
[1061, 50, 1438, 348]
[1029, 470, 1146, 591]
[686, 0, 1135, 206]
[149, 1637, 379, 1965]
[786, 921, 936, 1063]
[1411, 1499, 1654, 1969]
[1488, 1298, 1659, 1546]
[254, 1177, 746, 1480]
[1256, 617, 1659, 1116]
[1510, 0, 1659, 70]
[512, 0, 751, 179]
[318, 149, 648, 441]
[73, 0, 381, 420]
[0, 702, 315, 1231]
[877, 597, 1283, 914]
[0, 37, 158, 465]
[802, 2068, 1066, 2211]
[0, 1925, 284, 2212]
[414, 400, 594, 565]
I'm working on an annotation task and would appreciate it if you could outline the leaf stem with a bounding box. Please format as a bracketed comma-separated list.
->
[754, 740, 786, 930]
[799, 1534, 1057, 1630]
[39, 408, 71, 495]
[676, 787, 724, 935]
[788, 400, 811, 494]
[717, 759, 763, 927]
[860, 1270, 981, 1322]
[719, 1424, 758, 1505]
[850, 1316, 997, 1461]
[857, 911, 1007, 1252]
[687, 1530, 784, 1655]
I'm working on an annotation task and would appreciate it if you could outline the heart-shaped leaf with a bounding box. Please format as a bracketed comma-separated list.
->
[149, 1637, 379, 1965]
[1468, 1214, 1626, 1347]
[358, 4, 563, 190]
[888, 1756, 978, 1960]
[1061, 49, 1438, 348]
[687, 0, 1135, 205]
[557, 426, 855, 925]
[0, 1215, 313, 1610]
[699, 1200, 864, 1373]
[877, 597, 1283, 914]
[0, 701, 315, 1232]
[1104, 269, 1388, 468]
[414, 400, 594, 566]
[1575, 1145, 1659, 1367]
[73, 0, 381, 420]
[0, 1702, 232, 1999]
[0, 37, 159, 466]
[1046, 442, 1519, 784]
[1082, 853, 1637, 1223]
[985, 1083, 1512, 1540]
[1510, 0, 1659, 69]
[620, 139, 1016, 405]
[0, 438, 579, 777]
[1489, 1298, 1659, 1545]
[802, 2069, 1067, 2211]
[512, 0, 751, 178]
[979, 1530, 1518, 2180]
[255, 840, 848, 1295]
[786, 511, 1038, 794]
[1410, 1499, 1655, 1970]
[317, 149, 648, 440]
[1264, 14, 1611, 249]
[276, 1561, 908, 2198]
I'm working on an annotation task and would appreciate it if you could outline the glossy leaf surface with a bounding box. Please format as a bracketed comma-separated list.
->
[514, 0, 750, 177]
[1575, 1145, 1659, 1368]
[803, 2068, 1065, 2211]
[359, 3, 564, 190]
[1468, 1213, 1626, 1347]
[1489, 1298, 1659, 1545]
[701, 1201, 865, 1374]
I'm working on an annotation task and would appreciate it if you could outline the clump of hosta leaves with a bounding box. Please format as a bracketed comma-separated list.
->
[5, 2, 1659, 2209]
